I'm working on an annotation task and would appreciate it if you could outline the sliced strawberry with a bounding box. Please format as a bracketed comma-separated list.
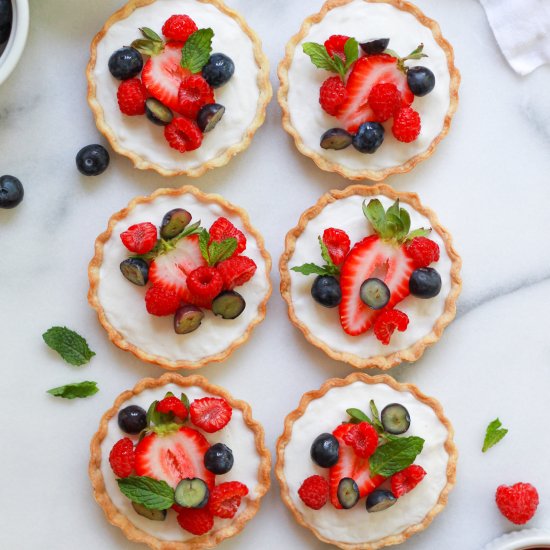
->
[134, 426, 215, 489]
[329, 424, 384, 508]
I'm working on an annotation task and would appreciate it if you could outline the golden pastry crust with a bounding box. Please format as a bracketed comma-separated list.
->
[90, 373, 272, 550]
[86, 0, 272, 177]
[88, 185, 272, 370]
[277, 0, 460, 181]
[279, 183, 461, 369]
[275, 372, 457, 549]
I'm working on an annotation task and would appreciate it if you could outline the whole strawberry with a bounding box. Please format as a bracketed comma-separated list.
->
[495, 482, 539, 525]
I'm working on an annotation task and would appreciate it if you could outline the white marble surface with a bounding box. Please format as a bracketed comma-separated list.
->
[1, 0, 550, 549]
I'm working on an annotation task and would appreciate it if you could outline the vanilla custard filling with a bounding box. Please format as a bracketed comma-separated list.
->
[93, 0, 261, 171]
[283, 381, 450, 543]
[286, 0, 452, 172]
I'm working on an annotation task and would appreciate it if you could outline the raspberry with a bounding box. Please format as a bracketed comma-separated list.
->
[117, 78, 147, 116]
[298, 475, 329, 510]
[190, 397, 232, 433]
[368, 82, 402, 122]
[496, 482, 539, 525]
[404, 237, 440, 268]
[319, 76, 347, 116]
[156, 396, 188, 419]
[392, 106, 421, 143]
[120, 222, 158, 254]
[322, 227, 351, 265]
[216, 256, 257, 290]
[161, 14, 198, 43]
[208, 482, 249, 518]
[324, 34, 349, 61]
[342, 421, 379, 458]
[177, 75, 214, 119]
[209, 217, 246, 255]
[164, 118, 203, 153]
[373, 309, 409, 345]
[177, 507, 214, 535]
[109, 438, 135, 478]
[145, 284, 181, 316]
[186, 266, 223, 303]
[391, 465, 426, 497]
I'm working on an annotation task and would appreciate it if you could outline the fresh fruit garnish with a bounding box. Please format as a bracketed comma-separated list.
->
[320, 128, 353, 150]
[108, 46, 143, 80]
[352, 122, 385, 153]
[211, 291, 246, 319]
[202, 53, 235, 88]
[360, 278, 390, 310]
[216, 255, 257, 290]
[118, 405, 147, 434]
[144, 284, 181, 316]
[174, 304, 204, 334]
[319, 76, 347, 116]
[0, 0, 12, 45]
[310, 433, 340, 468]
[337, 477, 360, 509]
[117, 78, 147, 116]
[75, 144, 110, 177]
[120, 222, 158, 254]
[322, 228, 351, 266]
[482, 418, 508, 453]
[120, 258, 149, 286]
[197, 103, 225, 132]
[359, 38, 390, 55]
[208, 481, 249, 518]
[204, 443, 234, 475]
[109, 438, 135, 478]
[164, 117, 203, 153]
[298, 475, 329, 510]
[496, 482, 539, 525]
[390, 464, 426, 497]
[302, 37, 359, 80]
[407, 66, 435, 96]
[132, 502, 167, 521]
[368, 82, 402, 122]
[177, 74, 215, 118]
[186, 266, 224, 305]
[366, 489, 397, 512]
[0, 174, 23, 209]
[373, 309, 409, 345]
[145, 98, 174, 126]
[209, 217, 246, 255]
[161, 14, 198, 43]
[409, 267, 441, 299]
[342, 421, 379, 458]
[156, 396, 188, 420]
[177, 506, 214, 535]
[392, 106, 421, 142]
[324, 34, 350, 61]
[160, 208, 192, 239]
[174, 478, 210, 508]
[311, 275, 342, 308]
[381, 403, 411, 435]
[190, 397, 232, 433]
[404, 236, 440, 268]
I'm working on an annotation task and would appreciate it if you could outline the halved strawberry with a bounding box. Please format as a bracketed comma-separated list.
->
[134, 426, 215, 489]
[329, 424, 385, 508]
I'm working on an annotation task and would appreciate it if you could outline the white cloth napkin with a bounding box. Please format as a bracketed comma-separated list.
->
[480, 0, 550, 75]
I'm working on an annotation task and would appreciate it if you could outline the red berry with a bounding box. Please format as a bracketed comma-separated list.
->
[216, 255, 257, 290]
[319, 76, 347, 116]
[156, 396, 188, 420]
[186, 266, 223, 303]
[190, 397, 232, 433]
[392, 106, 421, 143]
[324, 34, 349, 61]
[298, 475, 329, 510]
[391, 465, 426, 497]
[120, 222, 158, 254]
[117, 78, 147, 116]
[496, 482, 539, 525]
[322, 227, 351, 265]
[373, 309, 409, 345]
[404, 237, 440, 268]
[162, 14, 198, 43]
[342, 421, 379, 458]
[208, 481, 249, 518]
[109, 438, 135, 478]
[164, 118, 203, 153]
[177, 75, 214, 119]
[145, 284, 181, 316]
[177, 507, 214, 535]
[209, 217, 246, 255]
[368, 82, 402, 122]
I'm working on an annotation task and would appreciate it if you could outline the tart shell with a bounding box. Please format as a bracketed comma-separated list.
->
[90, 373, 272, 550]
[275, 372, 458, 549]
[279, 183, 462, 370]
[278, 0, 460, 181]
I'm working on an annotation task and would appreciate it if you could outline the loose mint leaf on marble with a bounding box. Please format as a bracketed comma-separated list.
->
[181, 28, 214, 73]
[369, 436, 424, 477]
[42, 326, 95, 366]
[117, 476, 175, 510]
[47, 381, 99, 399]
[482, 418, 508, 452]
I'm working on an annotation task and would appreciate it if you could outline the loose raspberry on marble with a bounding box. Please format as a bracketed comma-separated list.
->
[208, 481, 249, 518]
[391, 465, 426, 497]
[298, 475, 329, 510]
[109, 438, 135, 478]
[342, 421, 379, 458]
[177, 507, 214, 535]
[120, 222, 158, 254]
[392, 106, 421, 143]
[117, 78, 148, 116]
[322, 227, 351, 265]
[164, 118, 203, 153]
[368, 82, 402, 122]
[404, 237, 440, 268]
[144, 284, 181, 316]
[178, 75, 215, 119]
[156, 396, 188, 420]
[319, 76, 348, 116]
[373, 309, 409, 345]
[496, 482, 539, 525]
[161, 14, 198, 43]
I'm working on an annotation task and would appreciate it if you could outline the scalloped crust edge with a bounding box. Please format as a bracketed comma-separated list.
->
[86, 0, 272, 177]
[275, 372, 458, 550]
[277, 0, 461, 181]
[279, 183, 462, 370]
[90, 373, 272, 550]
[88, 185, 272, 370]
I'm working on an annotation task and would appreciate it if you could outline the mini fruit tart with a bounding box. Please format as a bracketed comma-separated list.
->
[278, 0, 460, 181]
[87, 0, 271, 177]
[90, 373, 271, 549]
[280, 184, 461, 369]
[88, 185, 271, 369]
[276, 373, 457, 549]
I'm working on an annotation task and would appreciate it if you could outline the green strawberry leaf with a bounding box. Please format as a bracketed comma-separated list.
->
[181, 28, 214, 73]
[399, 207, 411, 236]
[43, 326, 95, 366]
[131, 39, 164, 57]
[140, 27, 163, 43]
[482, 418, 508, 452]
[404, 228, 432, 241]
[47, 381, 99, 399]
[369, 436, 425, 477]
[344, 37, 359, 70]
[117, 476, 175, 510]
[181, 393, 190, 410]
[363, 199, 386, 235]
[318, 236, 339, 272]
[291, 263, 338, 276]
[208, 237, 237, 266]
[146, 400, 158, 427]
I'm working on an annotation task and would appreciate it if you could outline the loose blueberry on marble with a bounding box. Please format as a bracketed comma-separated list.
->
[202, 53, 235, 88]
[352, 122, 384, 154]
[0, 0, 12, 45]
[197, 104, 225, 133]
[366, 489, 396, 512]
[310, 433, 339, 468]
[120, 258, 149, 286]
[311, 275, 341, 308]
[409, 267, 442, 298]
[320, 128, 353, 150]
[108, 47, 143, 80]
[204, 443, 234, 475]
[381, 403, 410, 435]
[160, 208, 191, 239]
[407, 66, 435, 97]
[174, 304, 204, 334]
[212, 291, 246, 320]
[0, 175, 23, 209]
[76, 144, 110, 176]
[359, 38, 389, 55]
[118, 405, 147, 434]
[360, 278, 390, 310]
[337, 477, 360, 509]
[145, 98, 174, 126]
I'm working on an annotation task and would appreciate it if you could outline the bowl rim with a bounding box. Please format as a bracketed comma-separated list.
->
[484, 528, 550, 550]
[0, 0, 30, 86]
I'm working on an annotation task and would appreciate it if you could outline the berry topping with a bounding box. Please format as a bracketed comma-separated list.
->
[320, 128, 353, 150]
[366, 489, 397, 512]
[216, 255, 257, 290]
[187, 266, 224, 304]
[322, 228, 351, 266]
[324, 34, 350, 60]
[209, 217, 247, 255]
[391, 464, 426, 497]
[359, 38, 390, 55]
[178, 74, 215, 119]
[145, 284, 181, 316]
[208, 481, 249, 519]
[161, 15, 198, 43]
[164, 117, 203, 153]
[120, 258, 149, 286]
[174, 304, 204, 334]
[337, 477, 360, 509]
[407, 66, 435, 97]
[190, 397, 232, 433]
[177, 507, 214, 535]
[109, 438, 135, 478]
[108, 47, 143, 80]
[174, 478, 210, 509]
[360, 278, 390, 310]
[310, 433, 340, 468]
[132, 502, 167, 521]
[197, 103, 225, 132]
[204, 443, 234, 475]
[202, 53, 235, 88]
[311, 275, 342, 308]
[381, 403, 411, 435]
[211, 291, 246, 320]
[118, 405, 147, 434]
[160, 208, 192, 239]
[298, 475, 329, 510]
[319, 76, 348, 116]
[75, 144, 110, 177]
[352, 122, 384, 154]
[120, 222, 158, 254]
[368, 82, 402, 122]
[145, 98, 174, 126]
[404, 237, 440, 268]
[496, 482, 539, 525]
[392, 106, 421, 143]
[409, 267, 442, 299]
[156, 396, 188, 419]
[342, 421, 379, 458]
[373, 309, 409, 345]
[117, 78, 147, 116]
[0, 175, 24, 209]
[0, 0, 12, 45]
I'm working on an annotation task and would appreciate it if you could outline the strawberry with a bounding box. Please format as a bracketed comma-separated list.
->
[134, 426, 215, 489]
[391, 464, 426, 497]
[329, 424, 384, 508]
[209, 217, 246, 255]
[322, 227, 350, 266]
[373, 309, 409, 345]
[120, 222, 158, 254]
[216, 255, 257, 290]
[190, 397, 232, 433]
[177, 507, 214, 535]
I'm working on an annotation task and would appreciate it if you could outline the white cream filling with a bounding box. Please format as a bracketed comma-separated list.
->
[286, 0, 452, 172]
[288, 194, 452, 358]
[283, 380, 450, 543]
[100, 383, 263, 541]
[93, 0, 261, 171]
[97, 192, 270, 363]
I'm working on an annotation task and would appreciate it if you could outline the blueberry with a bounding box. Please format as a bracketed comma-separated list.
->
[352, 122, 384, 154]
[76, 144, 110, 176]
[202, 53, 235, 88]
[311, 275, 341, 308]
[132, 502, 167, 521]
[204, 443, 234, 475]
[0, 0, 12, 45]
[337, 478, 360, 509]
[360, 278, 390, 309]
[174, 478, 209, 508]
[197, 103, 225, 133]
[407, 66, 435, 97]
[320, 128, 353, 150]
[359, 38, 390, 55]
[120, 258, 149, 286]
[381, 403, 410, 435]
[212, 291, 246, 319]
[118, 405, 147, 434]
[409, 267, 441, 298]
[108, 47, 143, 80]
[145, 98, 173, 126]
[366, 489, 397, 512]
[174, 304, 204, 334]
[0, 175, 23, 209]
[160, 208, 192, 239]
[310, 433, 339, 468]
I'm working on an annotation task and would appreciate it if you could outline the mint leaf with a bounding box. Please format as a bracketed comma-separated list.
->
[172, 220, 202, 242]
[43, 326, 95, 366]
[117, 476, 174, 510]
[208, 237, 237, 265]
[140, 27, 163, 43]
[346, 408, 372, 424]
[291, 263, 338, 276]
[482, 418, 508, 452]
[369, 436, 424, 477]
[181, 28, 214, 73]
[47, 381, 99, 399]
[302, 42, 337, 72]
[198, 229, 210, 264]
[343, 37, 359, 70]
[369, 400, 385, 431]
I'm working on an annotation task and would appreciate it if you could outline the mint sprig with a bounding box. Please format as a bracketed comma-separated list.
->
[482, 418, 508, 452]
[385, 43, 428, 73]
[302, 37, 359, 80]
[346, 402, 399, 442]
[47, 381, 99, 399]
[181, 28, 214, 73]
[43, 326, 95, 366]
[198, 229, 237, 266]
[117, 476, 175, 510]
[369, 436, 424, 477]
[291, 235, 341, 277]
